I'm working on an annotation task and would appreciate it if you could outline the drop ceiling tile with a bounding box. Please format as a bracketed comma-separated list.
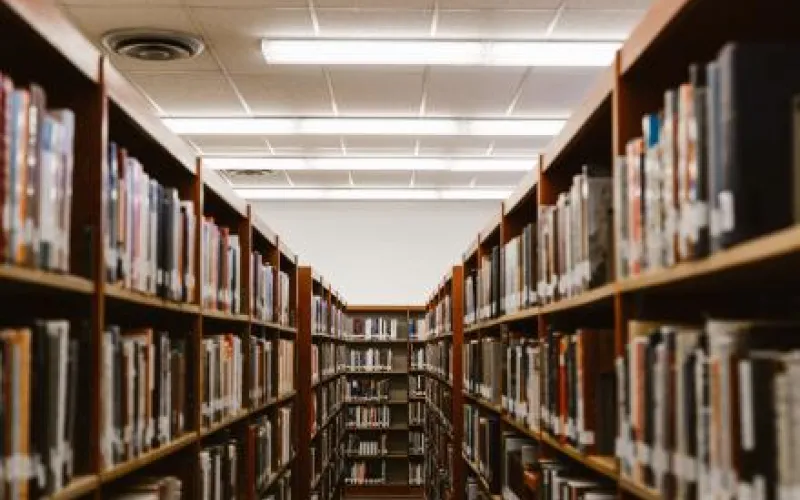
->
[565, 0, 652, 9]
[550, 8, 646, 40]
[267, 136, 344, 155]
[329, 67, 424, 116]
[222, 170, 290, 188]
[191, 7, 315, 74]
[425, 67, 525, 117]
[185, 135, 272, 154]
[128, 72, 246, 115]
[232, 69, 334, 115]
[414, 170, 474, 188]
[188, 0, 308, 6]
[511, 67, 601, 117]
[438, 0, 561, 8]
[472, 171, 527, 187]
[342, 137, 417, 156]
[288, 170, 352, 187]
[62, 5, 219, 71]
[351, 171, 413, 188]
[61, 0, 182, 5]
[436, 9, 554, 38]
[315, 0, 434, 8]
[491, 136, 551, 155]
[417, 136, 492, 156]
[317, 9, 432, 37]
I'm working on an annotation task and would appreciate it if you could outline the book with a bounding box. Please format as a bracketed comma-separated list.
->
[201, 334, 243, 428]
[201, 219, 241, 314]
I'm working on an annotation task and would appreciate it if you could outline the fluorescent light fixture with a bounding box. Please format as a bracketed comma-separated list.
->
[204, 157, 536, 172]
[235, 188, 512, 201]
[163, 117, 564, 137]
[261, 39, 619, 67]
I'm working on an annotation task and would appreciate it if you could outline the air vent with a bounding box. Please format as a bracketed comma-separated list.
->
[102, 28, 205, 61]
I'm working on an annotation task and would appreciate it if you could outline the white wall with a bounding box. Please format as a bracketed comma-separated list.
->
[251, 201, 498, 305]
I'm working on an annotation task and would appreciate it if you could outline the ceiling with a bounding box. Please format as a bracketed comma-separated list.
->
[58, 0, 650, 199]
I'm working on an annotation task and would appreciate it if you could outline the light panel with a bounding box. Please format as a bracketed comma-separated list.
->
[235, 188, 512, 200]
[163, 117, 565, 137]
[261, 39, 620, 67]
[204, 157, 536, 172]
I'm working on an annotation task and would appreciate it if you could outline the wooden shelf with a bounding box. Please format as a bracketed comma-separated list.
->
[258, 454, 296, 495]
[424, 370, 452, 387]
[311, 403, 343, 441]
[619, 477, 663, 500]
[345, 399, 409, 405]
[200, 410, 251, 437]
[252, 317, 297, 333]
[539, 282, 617, 315]
[538, 432, 619, 481]
[347, 424, 409, 431]
[312, 371, 342, 388]
[202, 308, 250, 323]
[100, 433, 197, 484]
[344, 337, 408, 344]
[462, 453, 498, 498]
[0, 265, 94, 294]
[252, 390, 297, 413]
[345, 452, 410, 459]
[46, 475, 99, 500]
[463, 391, 503, 415]
[105, 284, 200, 314]
[344, 370, 408, 376]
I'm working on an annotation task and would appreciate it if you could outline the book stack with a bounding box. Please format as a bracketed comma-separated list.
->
[616, 319, 800, 499]
[614, 43, 800, 279]
[331, 303, 345, 338]
[502, 433, 539, 500]
[199, 438, 240, 499]
[410, 401, 425, 425]
[410, 463, 424, 486]
[410, 431, 426, 455]
[346, 405, 391, 428]
[478, 247, 502, 320]
[201, 334, 243, 427]
[312, 293, 329, 335]
[346, 461, 386, 485]
[277, 339, 294, 396]
[408, 317, 424, 341]
[251, 252, 275, 322]
[503, 223, 537, 313]
[463, 338, 504, 406]
[106, 143, 197, 302]
[425, 341, 451, 379]
[503, 336, 540, 432]
[347, 435, 387, 456]
[276, 405, 293, 467]
[424, 293, 451, 337]
[347, 378, 389, 402]
[463, 404, 502, 492]
[464, 268, 478, 326]
[0, 320, 82, 497]
[278, 269, 291, 326]
[410, 374, 424, 397]
[426, 377, 452, 428]
[201, 219, 241, 314]
[0, 81, 75, 275]
[350, 317, 399, 340]
[313, 377, 344, 432]
[537, 166, 613, 304]
[107, 476, 183, 499]
[347, 347, 393, 371]
[249, 337, 272, 407]
[538, 328, 616, 455]
[100, 327, 188, 470]
[251, 415, 273, 493]
[411, 344, 424, 370]
[312, 343, 334, 384]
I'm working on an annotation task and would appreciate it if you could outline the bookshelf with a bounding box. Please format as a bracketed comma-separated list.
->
[437, 1, 800, 499]
[0, 2, 297, 499]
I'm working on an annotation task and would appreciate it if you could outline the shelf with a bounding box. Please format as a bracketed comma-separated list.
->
[538, 432, 619, 482]
[100, 433, 197, 484]
[252, 317, 297, 333]
[463, 392, 503, 415]
[46, 475, 99, 500]
[252, 390, 297, 413]
[311, 403, 343, 441]
[619, 477, 663, 500]
[346, 424, 409, 431]
[0, 265, 94, 294]
[345, 452, 409, 459]
[344, 338, 408, 345]
[312, 371, 342, 388]
[200, 410, 251, 437]
[424, 370, 452, 387]
[345, 399, 409, 405]
[462, 453, 497, 498]
[202, 308, 250, 323]
[258, 454, 295, 495]
[539, 282, 616, 315]
[105, 284, 200, 314]
[344, 370, 407, 376]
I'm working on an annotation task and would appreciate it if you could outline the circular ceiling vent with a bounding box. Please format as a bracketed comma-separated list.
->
[102, 28, 205, 61]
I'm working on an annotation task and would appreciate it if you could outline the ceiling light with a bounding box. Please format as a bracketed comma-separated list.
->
[235, 188, 512, 201]
[261, 39, 619, 67]
[203, 157, 536, 172]
[163, 117, 564, 137]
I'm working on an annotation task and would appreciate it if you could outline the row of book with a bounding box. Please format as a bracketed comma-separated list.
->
[615, 43, 800, 279]
[464, 338, 504, 405]
[616, 319, 800, 500]
[503, 223, 538, 315]
[410, 401, 425, 425]
[410, 431, 426, 454]
[251, 407, 293, 493]
[201, 219, 241, 314]
[199, 438, 239, 499]
[251, 252, 276, 323]
[0, 81, 75, 274]
[312, 343, 346, 383]
[101, 327, 188, 470]
[312, 378, 344, 433]
[426, 377, 453, 428]
[105, 143, 196, 303]
[0, 321, 82, 498]
[423, 293, 452, 337]
[346, 347, 393, 371]
[348, 317, 400, 340]
[411, 344, 425, 369]
[346, 378, 390, 401]
[202, 334, 243, 428]
[464, 405, 502, 491]
[538, 167, 613, 303]
[347, 435, 387, 456]
[424, 341, 452, 379]
[249, 337, 295, 407]
[410, 374, 425, 397]
[410, 463, 424, 486]
[408, 317, 425, 340]
[312, 294, 329, 334]
[346, 405, 392, 428]
[108, 476, 182, 499]
[345, 461, 386, 485]
[310, 410, 345, 483]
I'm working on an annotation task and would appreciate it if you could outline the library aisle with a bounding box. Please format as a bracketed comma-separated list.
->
[3, 0, 800, 499]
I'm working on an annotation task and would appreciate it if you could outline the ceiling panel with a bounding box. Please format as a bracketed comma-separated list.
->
[565, 0, 652, 9]
[491, 136, 551, 155]
[425, 67, 525, 117]
[222, 170, 290, 187]
[550, 8, 647, 39]
[472, 171, 527, 186]
[128, 72, 246, 115]
[286, 170, 352, 187]
[436, 9, 554, 38]
[417, 136, 492, 155]
[351, 171, 412, 187]
[414, 170, 474, 188]
[267, 135, 344, 155]
[438, 0, 561, 9]
[191, 7, 315, 74]
[61, 0, 183, 7]
[342, 137, 417, 156]
[232, 69, 334, 115]
[511, 67, 600, 117]
[186, 134, 272, 154]
[315, 0, 434, 8]
[329, 67, 424, 116]
[317, 9, 433, 38]
[188, 0, 308, 6]
[62, 5, 219, 71]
